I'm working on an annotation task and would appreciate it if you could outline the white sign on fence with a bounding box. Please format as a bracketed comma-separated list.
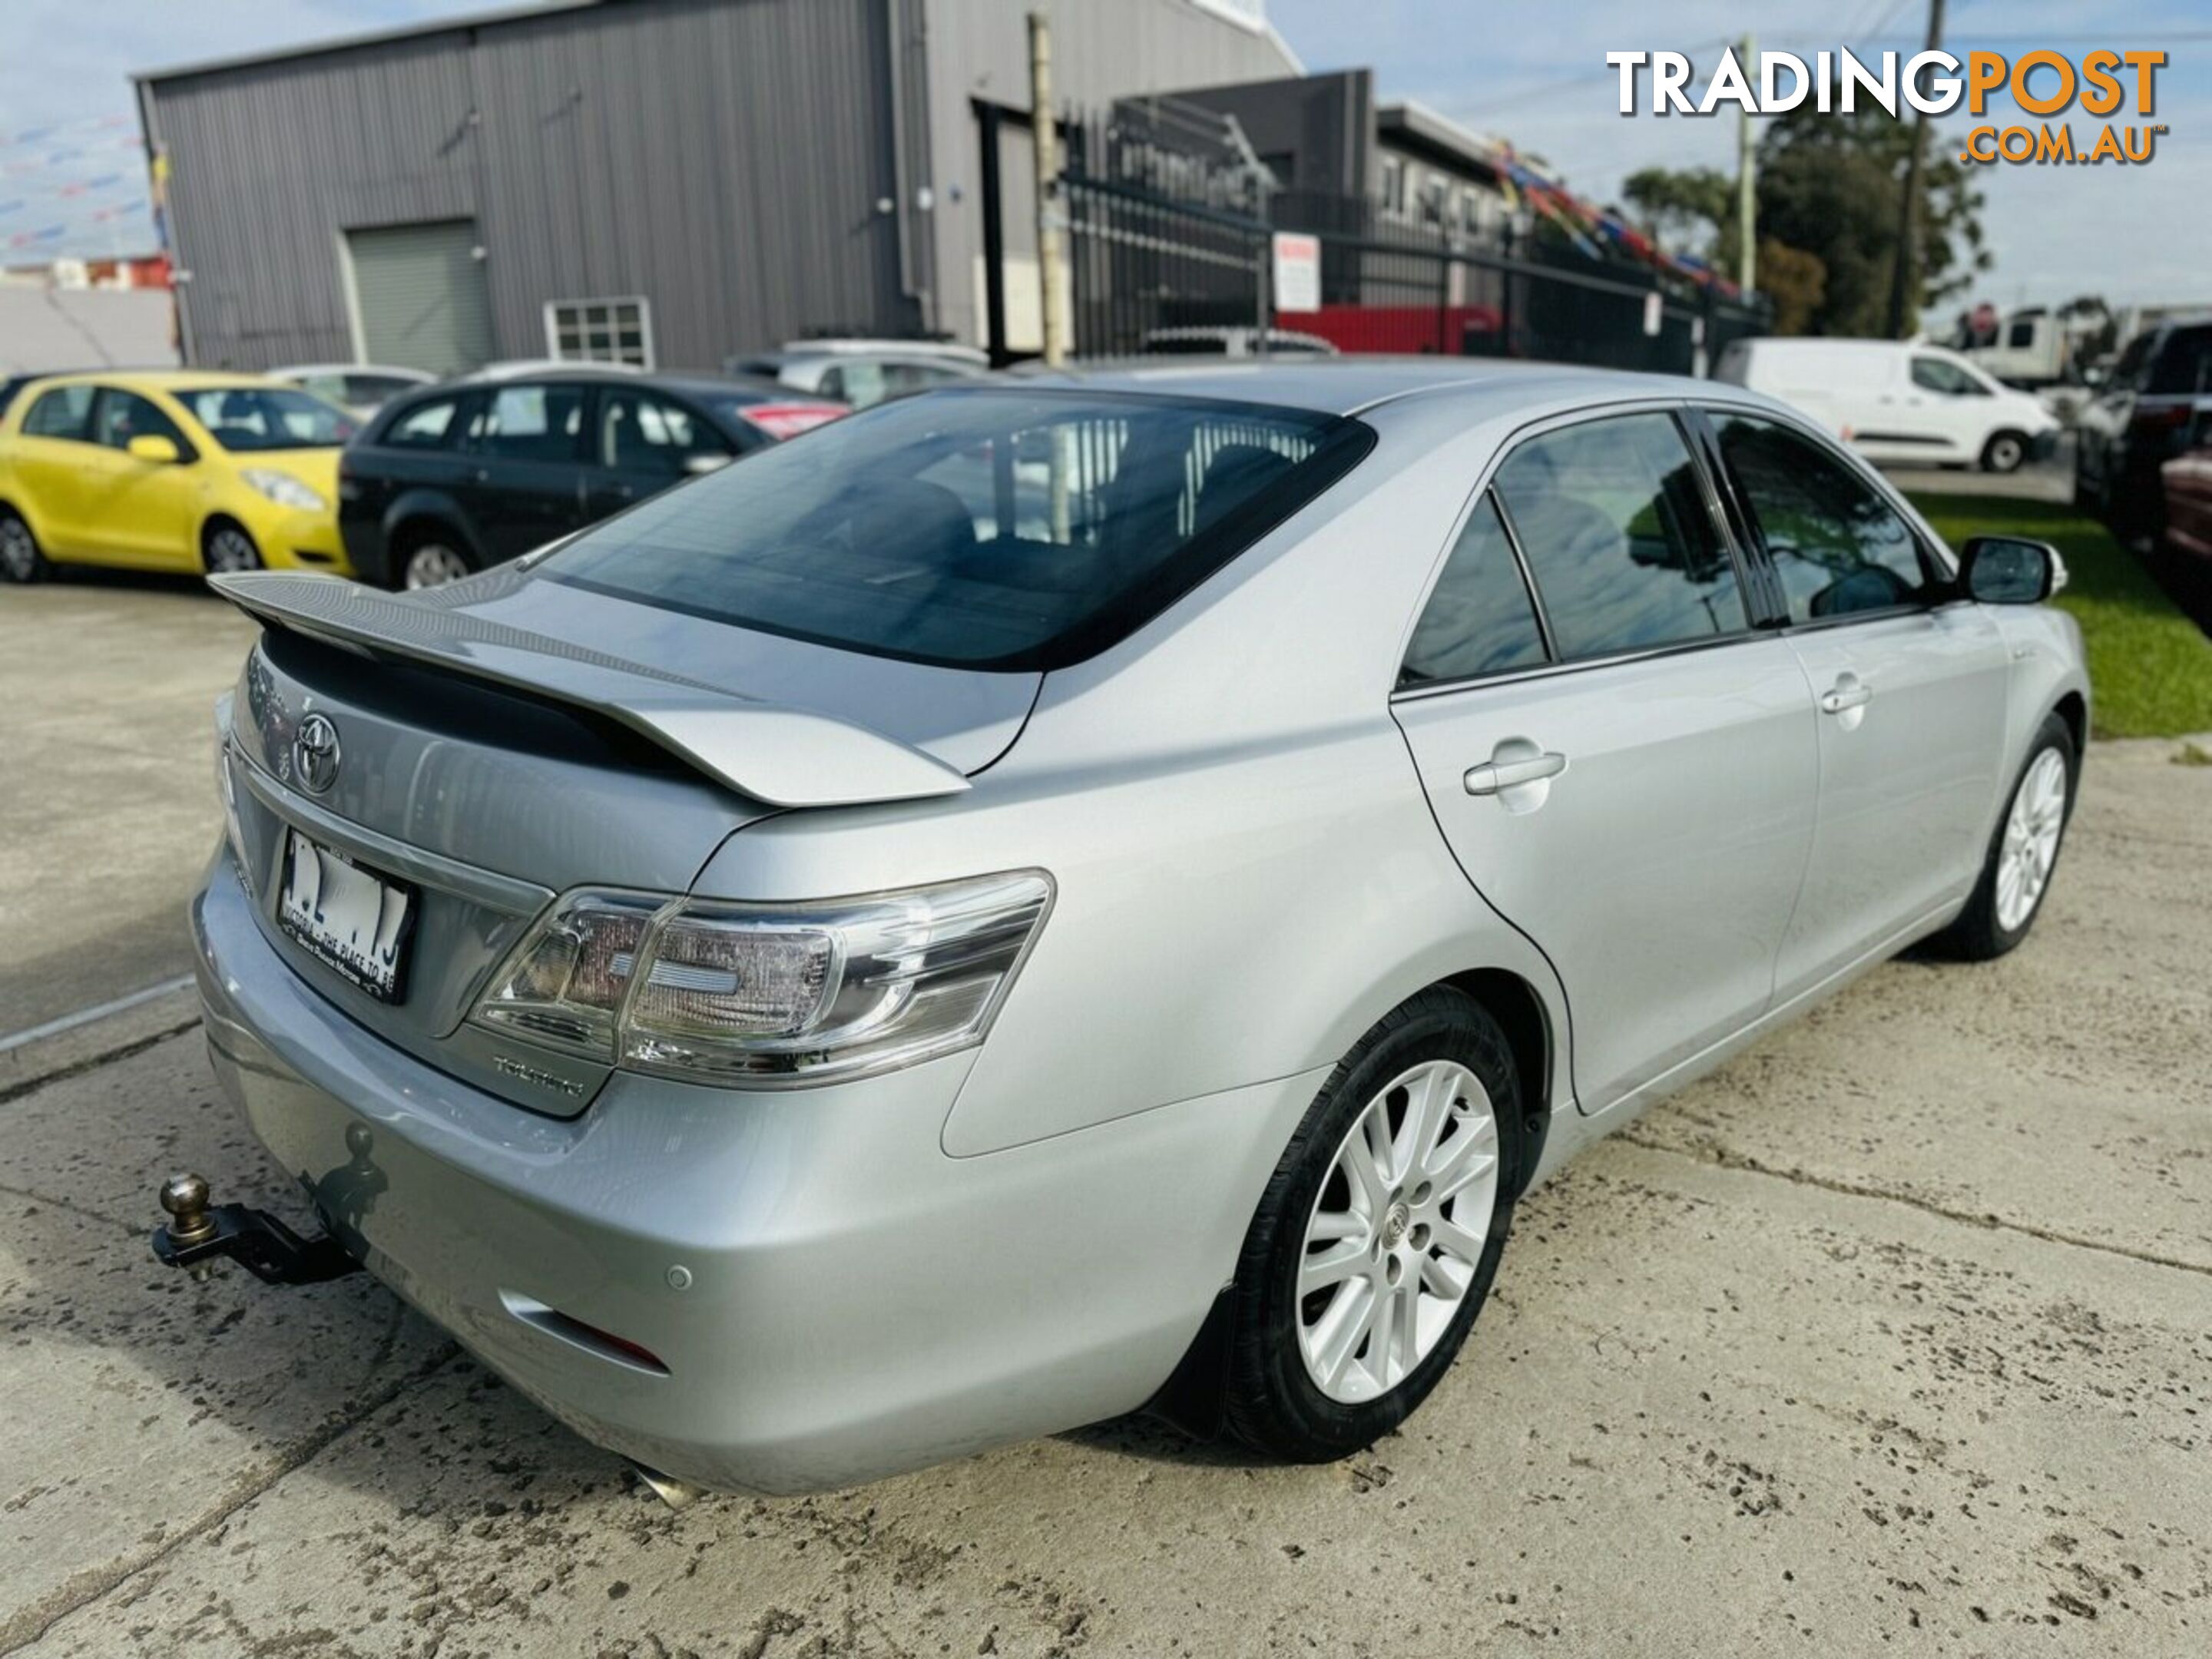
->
[1271, 232, 1321, 315]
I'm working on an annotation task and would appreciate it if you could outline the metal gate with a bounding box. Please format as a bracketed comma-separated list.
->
[1051, 111, 1768, 376]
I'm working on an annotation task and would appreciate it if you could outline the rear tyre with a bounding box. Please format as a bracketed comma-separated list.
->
[201, 520, 263, 575]
[1980, 429, 2029, 474]
[0, 508, 50, 584]
[1224, 987, 1521, 1462]
[1933, 712, 2077, 962]
[397, 538, 472, 591]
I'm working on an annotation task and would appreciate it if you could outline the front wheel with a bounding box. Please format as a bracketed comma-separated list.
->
[1224, 987, 1521, 1462]
[1935, 713, 2077, 961]
[1981, 429, 2030, 474]
[201, 522, 263, 575]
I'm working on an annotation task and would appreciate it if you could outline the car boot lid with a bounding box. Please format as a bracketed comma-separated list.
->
[210, 571, 971, 808]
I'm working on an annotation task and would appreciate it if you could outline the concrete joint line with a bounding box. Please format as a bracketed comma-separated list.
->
[1618, 1131, 2212, 1281]
[0, 1339, 463, 1654]
[0, 1018, 204, 1109]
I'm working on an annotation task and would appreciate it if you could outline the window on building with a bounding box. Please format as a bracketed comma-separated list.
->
[1381, 156, 1406, 217]
[2006, 318, 2037, 349]
[546, 297, 654, 369]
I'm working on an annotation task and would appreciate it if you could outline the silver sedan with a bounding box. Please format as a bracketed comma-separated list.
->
[167, 361, 2088, 1495]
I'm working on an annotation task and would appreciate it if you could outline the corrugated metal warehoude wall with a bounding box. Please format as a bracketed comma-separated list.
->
[139, 0, 916, 372]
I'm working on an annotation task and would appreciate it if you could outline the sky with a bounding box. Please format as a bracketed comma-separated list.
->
[1, 0, 2203, 312]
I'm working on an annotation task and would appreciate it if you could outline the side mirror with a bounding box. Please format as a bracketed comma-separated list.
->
[1960, 535, 2063, 604]
[127, 434, 182, 465]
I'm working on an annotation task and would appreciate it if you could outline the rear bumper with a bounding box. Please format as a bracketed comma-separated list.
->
[191, 856, 1317, 1493]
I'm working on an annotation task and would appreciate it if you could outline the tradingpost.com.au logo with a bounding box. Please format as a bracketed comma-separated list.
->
[1608, 47, 2169, 167]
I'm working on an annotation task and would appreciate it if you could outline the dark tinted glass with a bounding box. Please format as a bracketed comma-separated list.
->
[386, 396, 468, 449]
[541, 388, 1373, 671]
[477, 384, 585, 462]
[600, 389, 728, 475]
[22, 384, 94, 440]
[1492, 412, 1743, 660]
[2147, 326, 2212, 396]
[1401, 493, 1548, 685]
[92, 389, 187, 452]
[1713, 413, 1936, 623]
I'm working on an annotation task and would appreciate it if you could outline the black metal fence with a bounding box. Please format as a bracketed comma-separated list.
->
[1055, 109, 1767, 376]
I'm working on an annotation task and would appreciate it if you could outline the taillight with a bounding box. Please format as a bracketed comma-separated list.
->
[742, 402, 847, 442]
[472, 872, 1053, 1087]
[2130, 404, 2191, 432]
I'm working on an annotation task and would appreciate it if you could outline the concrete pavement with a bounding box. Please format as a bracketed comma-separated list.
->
[2, 578, 2209, 1657]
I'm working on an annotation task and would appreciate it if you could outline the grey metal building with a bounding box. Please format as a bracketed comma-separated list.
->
[134, 0, 1300, 374]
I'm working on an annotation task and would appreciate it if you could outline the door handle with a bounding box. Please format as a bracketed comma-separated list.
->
[1464, 750, 1567, 796]
[1820, 680, 1873, 715]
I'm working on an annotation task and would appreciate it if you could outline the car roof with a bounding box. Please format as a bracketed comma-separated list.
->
[1011, 356, 1720, 418]
[18, 369, 289, 393]
[267, 363, 435, 379]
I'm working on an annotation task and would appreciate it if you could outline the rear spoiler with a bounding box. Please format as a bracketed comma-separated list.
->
[209, 572, 969, 809]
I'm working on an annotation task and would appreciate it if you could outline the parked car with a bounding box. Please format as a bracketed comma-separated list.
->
[266, 363, 435, 419]
[336, 369, 844, 588]
[162, 362, 2085, 1498]
[0, 370, 356, 583]
[725, 341, 989, 409]
[2074, 318, 2212, 540]
[1141, 325, 1339, 357]
[1714, 336, 2060, 473]
[2157, 416, 2212, 561]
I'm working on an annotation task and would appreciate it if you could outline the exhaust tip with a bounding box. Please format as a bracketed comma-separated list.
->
[628, 1462, 700, 1510]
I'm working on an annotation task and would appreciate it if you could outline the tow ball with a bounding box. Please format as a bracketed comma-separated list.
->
[150, 1173, 362, 1286]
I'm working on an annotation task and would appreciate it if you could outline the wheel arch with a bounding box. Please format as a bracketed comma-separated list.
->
[199, 511, 255, 556]
[2051, 689, 2088, 758]
[381, 492, 481, 565]
[1439, 966, 1555, 1200]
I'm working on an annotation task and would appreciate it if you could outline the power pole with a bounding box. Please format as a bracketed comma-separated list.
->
[1736, 31, 1757, 295]
[1028, 11, 1068, 367]
[1884, 0, 1945, 338]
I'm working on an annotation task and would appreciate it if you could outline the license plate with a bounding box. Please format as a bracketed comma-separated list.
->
[277, 830, 416, 1002]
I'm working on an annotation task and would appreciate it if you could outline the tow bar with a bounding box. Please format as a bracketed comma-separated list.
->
[151, 1173, 362, 1285]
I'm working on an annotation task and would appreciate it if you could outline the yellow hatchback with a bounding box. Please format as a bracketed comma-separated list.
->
[0, 370, 359, 583]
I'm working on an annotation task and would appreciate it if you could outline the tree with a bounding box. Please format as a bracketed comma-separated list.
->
[1753, 97, 1988, 336]
[1619, 92, 1990, 338]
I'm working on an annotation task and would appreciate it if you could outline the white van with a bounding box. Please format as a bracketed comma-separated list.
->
[1714, 336, 2060, 473]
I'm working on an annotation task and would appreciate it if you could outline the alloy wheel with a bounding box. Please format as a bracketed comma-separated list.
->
[0, 517, 35, 581]
[403, 544, 470, 589]
[1296, 1059, 1500, 1404]
[204, 527, 262, 575]
[1995, 747, 2068, 932]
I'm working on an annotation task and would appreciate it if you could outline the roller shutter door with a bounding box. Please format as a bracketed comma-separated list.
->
[346, 220, 492, 376]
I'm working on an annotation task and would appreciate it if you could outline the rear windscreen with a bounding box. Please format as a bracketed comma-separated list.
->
[538, 386, 1373, 670]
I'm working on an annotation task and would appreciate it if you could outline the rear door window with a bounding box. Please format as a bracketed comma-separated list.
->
[1491, 412, 1745, 661]
[541, 388, 1373, 670]
[22, 384, 95, 441]
[1710, 412, 1938, 622]
[476, 384, 587, 462]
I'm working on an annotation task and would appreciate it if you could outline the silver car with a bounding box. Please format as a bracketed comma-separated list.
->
[166, 362, 2088, 1495]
